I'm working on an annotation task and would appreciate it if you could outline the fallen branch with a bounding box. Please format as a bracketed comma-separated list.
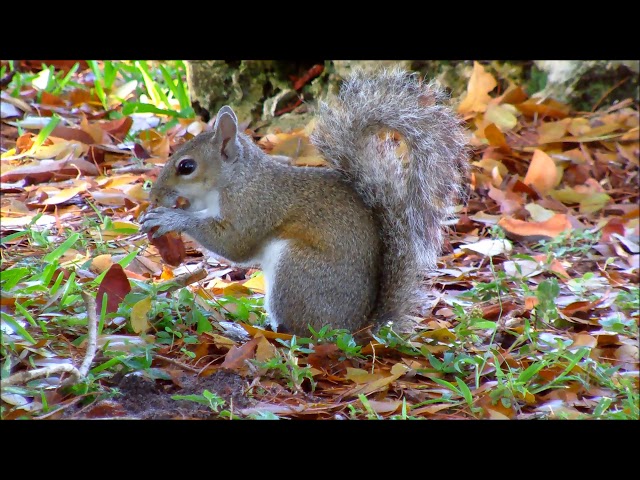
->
[156, 267, 207, 292]
[1, 364, 81, 388]
[1, 291, 99, 389]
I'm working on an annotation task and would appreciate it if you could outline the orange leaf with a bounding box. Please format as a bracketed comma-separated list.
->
[458, 62, 497, 115]
[498, 214, 572, 241]
[238, 322, 293, 341]
[484, 123, 510, 151]
[523, 149, 560, 195]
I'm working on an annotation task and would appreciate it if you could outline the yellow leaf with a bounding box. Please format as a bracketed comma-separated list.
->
[223, 282, 252, 297]
[551, 187, 589, 204]
[390, 362, 410, 376]
[420, 328, 458, 343]
[484, 104, 518, 131]
[458, 62, 498, 115]
[579, 192, 611, 214]
[130, 297, 152, 334]
[345, 368, 386, 384]
[42, 184, 88, 205]
[243, 274, 266, 294]
[90, 254, 113, 273]
[537, 119, 570, 144]
[238, 322, 293, 341]
[525, 203, 556, 222]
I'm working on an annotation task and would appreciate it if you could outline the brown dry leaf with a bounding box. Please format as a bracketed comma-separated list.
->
[342, 363, 409, 398]
[523, 149, 560, 195]
[96, 264, 131, 315]
[147, 231, 186, 267]
[537, 119, 570, 144]
[570, 333, 598, 349]
[488, 186, 522, 215]
[498, 214, 572, 241]
[1, 157, 99, 184]
[98, 117, 133, 142]
[345, 368, 387, 384]
[255, 334, 278, 363]
[80, 116, 110, 144]
[458, 62, 497, 115]
[220, 337, 260, 374]
[365, 399, 402, 415]
[139, 129, 170, 159]
[307, 344, 341, 370]
[50, 125, 96, 144]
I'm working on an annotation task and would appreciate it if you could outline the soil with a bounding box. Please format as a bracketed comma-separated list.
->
[65, 370, 253, 419]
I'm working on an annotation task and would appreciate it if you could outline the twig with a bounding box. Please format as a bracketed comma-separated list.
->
[33, 396, 83, 420]
[78, 291, 98, 377]
[0, 364, 81, 388]
[1, 291, 99, 389]
[111, 165, 155, 175]
[153, 267, 207, 293]
[591, 76, 631, 112]
[155, 354, 200, 373]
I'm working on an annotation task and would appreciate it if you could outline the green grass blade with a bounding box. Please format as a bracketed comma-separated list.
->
[52, 63, 80, 95]
[31, 115, 61, 152]
[87, 60, 108, 110]
[455, 376, 474, 406]
[43, 232, 80, 263]
[1, 312, 36, 344]
[136, 60, 170, 109]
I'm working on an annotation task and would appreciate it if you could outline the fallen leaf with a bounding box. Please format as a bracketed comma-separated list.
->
[498, 214, 572, 241]
[96, 264, 131, 316]
[130, 296, 152, 333]
[523, 149, 560, 195]
[458, 62, 497, 115]
[220, 337, 260, 374]
[148, 231, 186, 267]
[460, 238, 513, 257]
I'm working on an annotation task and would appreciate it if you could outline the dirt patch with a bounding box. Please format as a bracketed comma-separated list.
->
[67, 370, 253, 419]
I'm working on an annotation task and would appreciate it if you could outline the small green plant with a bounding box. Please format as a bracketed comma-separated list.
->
[172, 389, 236, 418]
[535, 229, 600, 258]
[257, 336, 316, 392]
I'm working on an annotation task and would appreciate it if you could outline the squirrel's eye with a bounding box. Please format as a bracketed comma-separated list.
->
[177, 158, 197, 175]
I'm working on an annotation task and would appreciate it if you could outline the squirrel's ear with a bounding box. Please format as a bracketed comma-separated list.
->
[216, 105, 238, 124]
[214, 112, 239, 162]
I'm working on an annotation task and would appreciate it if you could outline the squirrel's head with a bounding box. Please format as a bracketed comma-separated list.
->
[149, 105, 243, 211]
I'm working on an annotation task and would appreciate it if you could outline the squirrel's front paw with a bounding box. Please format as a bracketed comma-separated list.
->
[140, 207, 189, 238]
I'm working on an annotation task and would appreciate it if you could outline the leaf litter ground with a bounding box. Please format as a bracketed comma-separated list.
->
[1, 61, 638, 420]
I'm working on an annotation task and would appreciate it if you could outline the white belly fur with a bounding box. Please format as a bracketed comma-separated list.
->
[242, 239, 288, 331]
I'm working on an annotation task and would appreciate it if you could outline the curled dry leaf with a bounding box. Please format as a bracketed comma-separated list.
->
[147, 230, 186, 267]
[498, 214, 572, 241]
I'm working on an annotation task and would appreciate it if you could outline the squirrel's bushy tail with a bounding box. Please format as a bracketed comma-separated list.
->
[312, 69, 468, 331]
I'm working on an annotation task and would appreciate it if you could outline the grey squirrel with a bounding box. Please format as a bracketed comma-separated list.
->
[140, 69, 468, 338]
